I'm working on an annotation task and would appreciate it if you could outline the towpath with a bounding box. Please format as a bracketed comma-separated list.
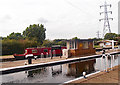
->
[64, 65, 120, 84]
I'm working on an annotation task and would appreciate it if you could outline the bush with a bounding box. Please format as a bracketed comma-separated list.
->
[2, 39, 37, 55]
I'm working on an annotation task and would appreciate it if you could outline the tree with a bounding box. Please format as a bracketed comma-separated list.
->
[7, 32, 23, 40]
[72, 37, 80, 40]
[23, 24, 46, 44]
[104, 33, 117, 40]
[42, 40, 52, 47]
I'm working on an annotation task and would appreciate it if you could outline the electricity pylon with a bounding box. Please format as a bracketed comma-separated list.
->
[99, 1, 113, 38]
[96, 31, 101, 39]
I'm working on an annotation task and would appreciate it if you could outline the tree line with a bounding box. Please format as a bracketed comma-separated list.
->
[1, 24, 66, 55]
[1, 23, 120, 55]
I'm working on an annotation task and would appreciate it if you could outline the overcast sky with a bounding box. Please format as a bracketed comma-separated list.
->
[0, 0, 119, 40]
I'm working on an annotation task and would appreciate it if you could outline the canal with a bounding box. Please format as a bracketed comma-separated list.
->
[2, 54, 120, 83]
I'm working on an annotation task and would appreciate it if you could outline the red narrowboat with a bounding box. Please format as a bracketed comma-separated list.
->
[13, 45, 67, 60]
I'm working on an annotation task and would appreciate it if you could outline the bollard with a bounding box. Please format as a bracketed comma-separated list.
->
[34, 56, 37, 60]
[60, 50, 62, 58]
[111, 55, 113, 70]
[107, 54, 112, 71]
[49, 50, 51, 57]
[46, 53, 48, 58]
[101, 54, 106, 71]
[83, 72, 86, 79]
[112, 55, 115, 70]
[105, 55, 109, 72]
[112, 40, 114, 49]
[101, 55, 103, 71]
[41, 53, 44, 58]
[53, 50, 56, 57]
[24, 62, 27, 65]
[50, 50, 53, 59]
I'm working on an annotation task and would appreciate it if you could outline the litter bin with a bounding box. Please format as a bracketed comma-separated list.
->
[28, 58, 32, 64]
[25, 54, 33, 64]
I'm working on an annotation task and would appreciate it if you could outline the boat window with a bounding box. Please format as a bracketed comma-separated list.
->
[25, 50, 27, 53]
[70, 41, 76, 49]
[83, 41, 89, 49]
[32, 49, 38, 53]
[44, 49, 48, 52]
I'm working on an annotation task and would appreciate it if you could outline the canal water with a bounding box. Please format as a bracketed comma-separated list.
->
[2, 54, 120, 83]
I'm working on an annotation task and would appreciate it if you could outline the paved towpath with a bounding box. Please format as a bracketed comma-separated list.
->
[64, 65, 119, 84]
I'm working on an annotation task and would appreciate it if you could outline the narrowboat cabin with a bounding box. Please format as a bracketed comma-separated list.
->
[14, 45, 66, 60]
[66, 39, 96, 57]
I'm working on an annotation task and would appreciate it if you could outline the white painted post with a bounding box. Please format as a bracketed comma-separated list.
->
[46, 52, 48, 57]
[24, 62, 27, 65]
[34, 56, 37, 60]
[66, 49, 69, 59]
[74, 41, 76, 49]
[101, 55, 103, 71]
[111, 55, 113, 70]
[53, 50, 56, 57]
[49, 50, 51, 57]
[83, 72, 86, 78]
[112, 40, 114, 49]
[41, 53, 44, 58]
[113, 55, 115, 68]
[106, 55, 109, 72]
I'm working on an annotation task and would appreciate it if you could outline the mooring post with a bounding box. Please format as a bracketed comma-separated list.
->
[112, 55, 115, 70]
[50, 50, 53, 59]
[46, 52, 48, 58]
[83, 72, 86, 79]
[53, 50, 56, 57]
[105, 55, 109, 72]
[101, 55, 103, 71]
[101, 49, 106, 71]
[34, 56, 37, 60]
[41, 53, 44, 58]
[112, 40, 114, 49]
[60, 50, 62, 58]
[111, 55, 113, 70]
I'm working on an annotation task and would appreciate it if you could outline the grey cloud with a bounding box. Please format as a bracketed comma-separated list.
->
[0, 15, 12, 23]
[37, 17, 48, 24]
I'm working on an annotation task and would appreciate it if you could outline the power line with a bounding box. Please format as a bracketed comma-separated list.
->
[64, 0, 95, 17]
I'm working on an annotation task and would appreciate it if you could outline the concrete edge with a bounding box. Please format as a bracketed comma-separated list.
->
[63, 71, 101, 84]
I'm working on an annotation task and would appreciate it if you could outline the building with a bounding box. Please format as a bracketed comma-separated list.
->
[97, 40, 118, 48]
[66, 39, 96, 57]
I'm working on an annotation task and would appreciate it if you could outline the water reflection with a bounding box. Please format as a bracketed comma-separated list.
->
[26, 59, 96, 78]
[26, 67, 47, 78]
[51, 65, 62, 77]
[66, 59, 96, 77]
